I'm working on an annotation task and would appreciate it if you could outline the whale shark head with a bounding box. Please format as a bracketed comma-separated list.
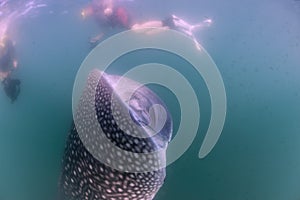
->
[59, 69, 173, 200]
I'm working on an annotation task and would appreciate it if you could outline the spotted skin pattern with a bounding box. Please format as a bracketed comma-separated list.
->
[59, 70, 172, 200]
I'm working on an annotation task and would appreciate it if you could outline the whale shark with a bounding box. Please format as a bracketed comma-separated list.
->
[59, 70, 173, 200]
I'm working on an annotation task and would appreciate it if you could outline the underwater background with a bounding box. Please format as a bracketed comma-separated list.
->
[0, 0, 300, 200]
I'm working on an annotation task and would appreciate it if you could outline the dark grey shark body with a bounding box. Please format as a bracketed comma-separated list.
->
[59, 70, 172, 200]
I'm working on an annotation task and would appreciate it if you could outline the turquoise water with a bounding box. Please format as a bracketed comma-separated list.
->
[0, 0, 300, 200]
